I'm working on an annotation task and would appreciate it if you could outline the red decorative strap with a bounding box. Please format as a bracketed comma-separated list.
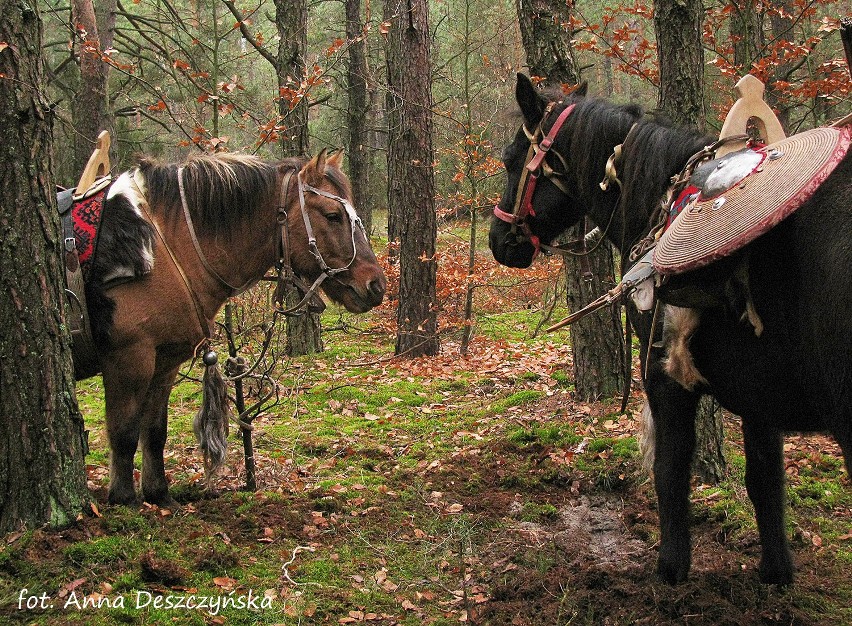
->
[493, 205, 515, 223]
[527, 104, 576, 173]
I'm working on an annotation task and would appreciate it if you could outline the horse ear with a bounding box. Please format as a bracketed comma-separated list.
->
[301, 149, 328, 186]
[574, 81, 589, 97]
[327, 149, 345, 169]
[516, 73, 544, 127]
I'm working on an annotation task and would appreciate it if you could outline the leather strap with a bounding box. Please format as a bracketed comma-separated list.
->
[178, 166, 254, 296]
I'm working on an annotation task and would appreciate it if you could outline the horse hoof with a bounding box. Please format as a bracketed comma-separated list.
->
[657, 557, 689, 585]
[759, 563, 793, 586]
[142, 494, 180, 510]
[107, 489, 139, 506]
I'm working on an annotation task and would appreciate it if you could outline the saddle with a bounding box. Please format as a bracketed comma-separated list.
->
[654, 104, 852, 274]
[62, 131, 112, 376]
[653, 74, 852, 275]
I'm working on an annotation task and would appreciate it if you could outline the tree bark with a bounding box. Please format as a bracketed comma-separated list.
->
[384, 0, 439, 357]
[275, 0, 310, 157]
[564, 229, 625, 401]
[71, 0, 115, 177]
[653, 0, 706, 130]
[275, 0, 322, 355]
[345, 0, 372, 236]
[0, 0, 88, 532]
[517, 0, 625, 401]
[654, 0, 725, 483]
[515, 0, 579, 85]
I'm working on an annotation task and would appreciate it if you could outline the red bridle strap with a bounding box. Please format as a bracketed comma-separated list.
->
[526, 103, 576, 174]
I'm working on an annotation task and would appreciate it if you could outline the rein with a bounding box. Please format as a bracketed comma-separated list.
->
[131, 172, 212, 348]
[177, 167, 255, 296]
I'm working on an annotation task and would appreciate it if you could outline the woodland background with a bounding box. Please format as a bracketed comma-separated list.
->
[1, 0, 851, 624]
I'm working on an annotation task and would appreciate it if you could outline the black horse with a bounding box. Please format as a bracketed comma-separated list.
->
[490, 74, 852, 584]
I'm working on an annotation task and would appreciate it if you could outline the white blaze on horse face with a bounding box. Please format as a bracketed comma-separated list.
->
[106, 171, 155, 275]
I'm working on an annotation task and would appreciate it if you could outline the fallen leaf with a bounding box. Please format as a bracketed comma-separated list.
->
[212, 576, 238, 590]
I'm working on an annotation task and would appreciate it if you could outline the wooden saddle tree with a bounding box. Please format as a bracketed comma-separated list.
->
[716, 75, 786, 158]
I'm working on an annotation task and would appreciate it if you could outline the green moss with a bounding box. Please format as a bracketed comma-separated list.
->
[64, 536, 133, 566]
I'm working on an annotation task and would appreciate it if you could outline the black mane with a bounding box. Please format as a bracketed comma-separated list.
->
[139, 153, 280, 239]
[552, 95, 714, 253]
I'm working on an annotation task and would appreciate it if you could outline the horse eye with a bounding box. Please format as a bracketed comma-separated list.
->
[324, 212, 343, 223]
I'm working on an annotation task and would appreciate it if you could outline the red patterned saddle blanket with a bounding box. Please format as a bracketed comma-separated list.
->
[73, 189, 106, 279]
[654, 125, 852, 274]
[59, 177, 111, 281]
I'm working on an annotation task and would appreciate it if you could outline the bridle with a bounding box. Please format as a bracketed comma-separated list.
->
[173, 164, 365, 327]
[271, 168, 366, 316]
[493, 102, 576, 259]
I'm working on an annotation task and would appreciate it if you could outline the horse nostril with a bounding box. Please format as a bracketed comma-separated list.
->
[367, 278, 385, 304]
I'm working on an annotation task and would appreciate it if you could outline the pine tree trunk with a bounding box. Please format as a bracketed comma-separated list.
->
[564, 227, 625, 401]
[71, 0, 114, 176]
[515, 0, 578, 84]
[275, 0, 310, 156]
[275, 0, 322, 355]
[654, 0, 725, 483]
[516, 1, 625, 400]
[0, 0, 88, 532]
[345, 0, 372, 236]
[653, 0, 706, 130]
[384, 0, 439, 357]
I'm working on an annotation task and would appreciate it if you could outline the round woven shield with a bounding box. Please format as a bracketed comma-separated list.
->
[654, 126, 851, 275]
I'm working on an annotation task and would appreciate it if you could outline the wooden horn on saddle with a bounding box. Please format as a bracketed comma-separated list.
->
[76, 130, 112, 194]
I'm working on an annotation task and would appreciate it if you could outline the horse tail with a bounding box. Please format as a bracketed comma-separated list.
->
[194, 362, 230, 488]
[639, 401, 655, 474]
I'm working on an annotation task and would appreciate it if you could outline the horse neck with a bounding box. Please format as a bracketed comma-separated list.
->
[165, 185, 279, 314]
[198, 208, 278, 297]
[561, 101, 643, 257]
[586, 115, 712, 261]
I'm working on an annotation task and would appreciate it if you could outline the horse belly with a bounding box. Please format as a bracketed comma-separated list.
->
[691, 313, 828, 432]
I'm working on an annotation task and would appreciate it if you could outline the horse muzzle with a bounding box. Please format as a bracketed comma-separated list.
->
[489, 221, 537, 269]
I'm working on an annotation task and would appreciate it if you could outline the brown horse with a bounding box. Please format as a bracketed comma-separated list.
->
[75, 150, 386, 507]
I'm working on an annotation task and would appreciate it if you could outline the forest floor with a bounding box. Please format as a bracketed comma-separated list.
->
[1, 308, 851, 626]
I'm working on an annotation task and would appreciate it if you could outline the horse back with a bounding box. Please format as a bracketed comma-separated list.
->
[687, 152, 852, 432]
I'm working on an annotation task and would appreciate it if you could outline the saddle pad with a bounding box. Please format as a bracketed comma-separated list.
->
[654, 125, 851, 275]
[72, 187, 107, 280]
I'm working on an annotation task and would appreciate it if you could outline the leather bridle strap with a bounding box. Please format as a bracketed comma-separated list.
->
[493, 103, 577, 259]
[132, 171, 211, 343]
[272, 169, 365, 316]
[273, 169, 328, 316]
[296, 171, 363, 277]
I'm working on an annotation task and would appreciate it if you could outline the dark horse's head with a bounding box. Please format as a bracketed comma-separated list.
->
[490, 74, 714, 269]
[489, 75, 590, 268]
[490, 74, 643, 268]
[286, 150, 386, 313]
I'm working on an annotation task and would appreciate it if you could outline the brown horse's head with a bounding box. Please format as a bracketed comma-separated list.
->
[285, 150, 386, 313]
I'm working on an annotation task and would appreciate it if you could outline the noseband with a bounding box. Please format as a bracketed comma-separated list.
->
[273, 169, 366, 315]
[493, 102, 576, 259]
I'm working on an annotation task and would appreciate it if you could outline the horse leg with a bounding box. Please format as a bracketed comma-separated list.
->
[140, 365, 181, 508]
[102, 348, 155, 505]
[646, 364, 701, 584]
[742, 420, 793, 584]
